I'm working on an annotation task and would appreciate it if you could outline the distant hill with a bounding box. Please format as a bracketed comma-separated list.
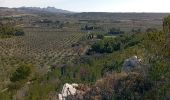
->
[0, 7, 73, 16]
[17, 7, 73, 13]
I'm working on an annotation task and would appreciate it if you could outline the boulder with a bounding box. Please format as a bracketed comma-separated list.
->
[58, 83, 78, 100]
[122, 56, 142, 72]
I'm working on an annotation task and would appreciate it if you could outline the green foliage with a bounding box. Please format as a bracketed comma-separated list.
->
[49, 33, 143, 87]
[163, 15, 170, 44]
[142, 31, 166, 59]
[101, 61, 123, 76]
[149, 60, 168, 81]
[25, 82, 55, 100]
[0, 23, 24, 38]
[10, 64, 31, 82]
[140, 20, 170, 98]
[141, 30, 170, 80]
[108, 28, 124, 35]
[131, 28, 142, 33]
[81, 24, 170, 99]
[0, 91, 12, 100]
[14, 29, 25, 36]
[89, 34, 142, 54]
[97, 34, 104, 39]
[163, 15, 170, 34]
[89, 37, 120, 53]
[146, 28, 158, 33]
[82, 25, 102, 31]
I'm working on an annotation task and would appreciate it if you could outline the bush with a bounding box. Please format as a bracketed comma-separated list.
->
[83, 72, 152, 100]
[149, 60, 168, 81]
[146, 28, 158, 33]
[101, 61, 122, 76]
[108, 28, 124, 35]
[97, 34, 104, 39]
[89, 38, 121, 53]
[88, 34, 141, 54]
[114, 73, 152, 100]
[10, 65, 31, 82]
[14, 29, 25, 36]
[0, 23, 24, 37]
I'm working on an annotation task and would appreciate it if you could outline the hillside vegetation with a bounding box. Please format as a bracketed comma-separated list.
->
[49, 16, 170, 99]
[0, 23, 24, 38]
[0, 10, 170, 100]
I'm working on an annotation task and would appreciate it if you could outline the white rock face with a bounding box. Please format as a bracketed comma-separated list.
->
[122, 56, 142, 72]
[58, 83, 78, 100]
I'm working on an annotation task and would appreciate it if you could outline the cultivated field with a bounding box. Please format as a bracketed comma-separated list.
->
[0, 27, 86, 89]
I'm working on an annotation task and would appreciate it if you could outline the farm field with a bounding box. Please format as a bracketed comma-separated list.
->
[0, 27, 86, 89]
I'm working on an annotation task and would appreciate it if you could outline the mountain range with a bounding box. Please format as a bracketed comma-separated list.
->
[18, 7, 73, 13]
[0, 7, 73, 16]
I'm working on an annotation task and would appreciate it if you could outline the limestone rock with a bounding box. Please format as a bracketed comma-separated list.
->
[122, 56, 142, 72]
[58, 83, 78, 100]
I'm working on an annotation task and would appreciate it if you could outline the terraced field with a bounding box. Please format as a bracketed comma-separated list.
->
[0, 28, 85, 89]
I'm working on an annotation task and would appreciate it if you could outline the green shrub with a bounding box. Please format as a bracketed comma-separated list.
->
[25, 82, 54, 100]
[89, 34, 142, 54]
[0, 23, 24, 38]
[97, 34, 104, 39]
[149, 61, 168, 81]
[14, 29, 25, 36]
[108, 28, 124, 35]
[10, 65, 31, 82]
[163, 16, 170, 34]
[101, 61, 122, 76]
[89, 37, 121, 53]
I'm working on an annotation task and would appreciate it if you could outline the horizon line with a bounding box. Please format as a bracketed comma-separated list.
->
[1, 6, 170, 13]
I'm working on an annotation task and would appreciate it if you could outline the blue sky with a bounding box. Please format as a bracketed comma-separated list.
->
[0, 0, 170, 12]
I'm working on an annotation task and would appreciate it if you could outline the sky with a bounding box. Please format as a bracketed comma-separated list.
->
[0, 0, 170, 12]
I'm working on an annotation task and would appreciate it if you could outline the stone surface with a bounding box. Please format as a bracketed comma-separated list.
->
[58, 83, 78, 100]
[122, 56, 141, 72]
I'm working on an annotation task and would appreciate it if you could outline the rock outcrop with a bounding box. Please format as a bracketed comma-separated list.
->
[58, 83, 78, 100]
[58, 83, 91, 100]
[122, 56, 142, 72]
